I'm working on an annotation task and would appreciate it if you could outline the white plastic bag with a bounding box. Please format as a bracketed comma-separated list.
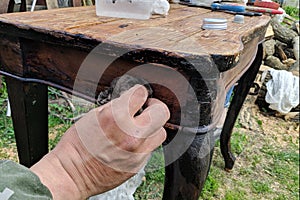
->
[273, 8, 286, 23]
[262, 69, 299, 114]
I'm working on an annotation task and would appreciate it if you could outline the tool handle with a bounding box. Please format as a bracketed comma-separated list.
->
[246, 6, 283, 14]
[211, 3, 246, 12]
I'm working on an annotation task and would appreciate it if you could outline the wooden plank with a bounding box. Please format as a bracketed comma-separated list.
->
[46, 0, 58, 9]
[0, 34, 24, 76]
[0, 0, 10, 14]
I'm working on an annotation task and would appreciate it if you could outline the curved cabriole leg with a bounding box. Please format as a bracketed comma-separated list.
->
[220, 44, 263, 171]
[163, 129, 214, 200]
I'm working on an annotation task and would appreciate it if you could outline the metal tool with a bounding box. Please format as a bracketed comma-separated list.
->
[218, 10, 262, 16]
[211, 3, 246, 12]
[246, 5, 284, 14]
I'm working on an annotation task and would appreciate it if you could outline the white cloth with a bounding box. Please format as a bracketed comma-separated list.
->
[262, 69, 299, 114]
[152, 0, 170, 16]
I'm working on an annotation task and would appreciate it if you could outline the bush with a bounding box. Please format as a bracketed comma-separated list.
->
[284, 5, 299, 18]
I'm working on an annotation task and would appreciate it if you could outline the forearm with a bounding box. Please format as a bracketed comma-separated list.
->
[29, 133, 127, 200]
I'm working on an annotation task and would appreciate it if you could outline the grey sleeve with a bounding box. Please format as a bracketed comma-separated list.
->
[0, 160, 53, 200]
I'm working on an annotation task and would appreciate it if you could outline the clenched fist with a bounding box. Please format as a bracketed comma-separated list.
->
[30, 85, 170, 200]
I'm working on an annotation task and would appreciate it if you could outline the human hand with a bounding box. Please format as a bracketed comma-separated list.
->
[30, 85, 170, 200]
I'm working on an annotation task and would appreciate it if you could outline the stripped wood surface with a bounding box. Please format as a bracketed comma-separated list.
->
[0, 4, 270, 57]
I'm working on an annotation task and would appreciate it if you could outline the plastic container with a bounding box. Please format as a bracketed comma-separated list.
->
[95, 0, 154, 20]
[202, 18, 227, 30]
[233, 15, 245, 24]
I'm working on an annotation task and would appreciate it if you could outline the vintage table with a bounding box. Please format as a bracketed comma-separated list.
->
[0, 4, 270, 199]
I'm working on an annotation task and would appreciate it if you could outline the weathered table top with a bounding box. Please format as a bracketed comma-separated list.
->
[0, 4, 269, 60]
[0, 4, 270, 125]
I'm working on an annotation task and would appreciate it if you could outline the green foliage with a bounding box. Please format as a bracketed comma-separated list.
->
[254, 116, 263, 128]
[251, 181, 270, 194]
[261, 144, 299, 198]
[284, 6, 299, 18]
[224, 190, 246, 200]
[200, 168, 220, 200]
[134, 168, 164, 200]
[0, 77, 15, 148]
[230, 131, 248, 155]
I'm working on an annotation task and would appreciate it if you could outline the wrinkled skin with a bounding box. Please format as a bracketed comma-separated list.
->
[30, 85, 170, 200]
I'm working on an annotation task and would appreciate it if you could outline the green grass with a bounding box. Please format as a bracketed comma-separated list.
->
[198, 119, 299, 200]
[200, 167, 221, 200]
[283, 5, 299, 19]
[134, 168, 164, 200]
[229, 130, 249, 155]
[251, 181, 271, 194]
[0, 79, 14, 149]
[224, 190, 246, 200]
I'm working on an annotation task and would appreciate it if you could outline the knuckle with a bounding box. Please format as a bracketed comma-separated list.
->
[121, 136, 141, 152]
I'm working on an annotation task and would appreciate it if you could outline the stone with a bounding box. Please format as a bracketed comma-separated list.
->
[283, 58, 296, 68]
[275, 40, 288, 48]
[264, 24, 274, 40]
[275, 40, 297, 60]
[271, 18, 298, 45]
[275, 44, 288, 61]
[264, 55, 288, 70]
[284, 48, 297, 60]
[263, 39, 276, 56]
[293, 36, 299, 61]
[289, 60, 300, 76]
[291, 21, 300, 35]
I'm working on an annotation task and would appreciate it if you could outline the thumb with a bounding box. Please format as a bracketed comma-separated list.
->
[116, 84, 149, 117]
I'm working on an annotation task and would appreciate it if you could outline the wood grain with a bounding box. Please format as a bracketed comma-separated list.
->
[0, 5, 270, 60]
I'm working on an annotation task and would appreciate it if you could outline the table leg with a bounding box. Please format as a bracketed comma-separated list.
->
[7, 0, 27, 12]
[6, 77, 48, 167]
[220, 44, 263, 171]
[163, 129, 214, 200]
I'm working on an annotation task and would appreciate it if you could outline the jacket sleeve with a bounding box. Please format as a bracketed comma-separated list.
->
[0, 160, 53, 200]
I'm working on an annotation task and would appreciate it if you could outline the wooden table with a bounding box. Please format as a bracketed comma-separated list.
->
[0, 4, 270, 199]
